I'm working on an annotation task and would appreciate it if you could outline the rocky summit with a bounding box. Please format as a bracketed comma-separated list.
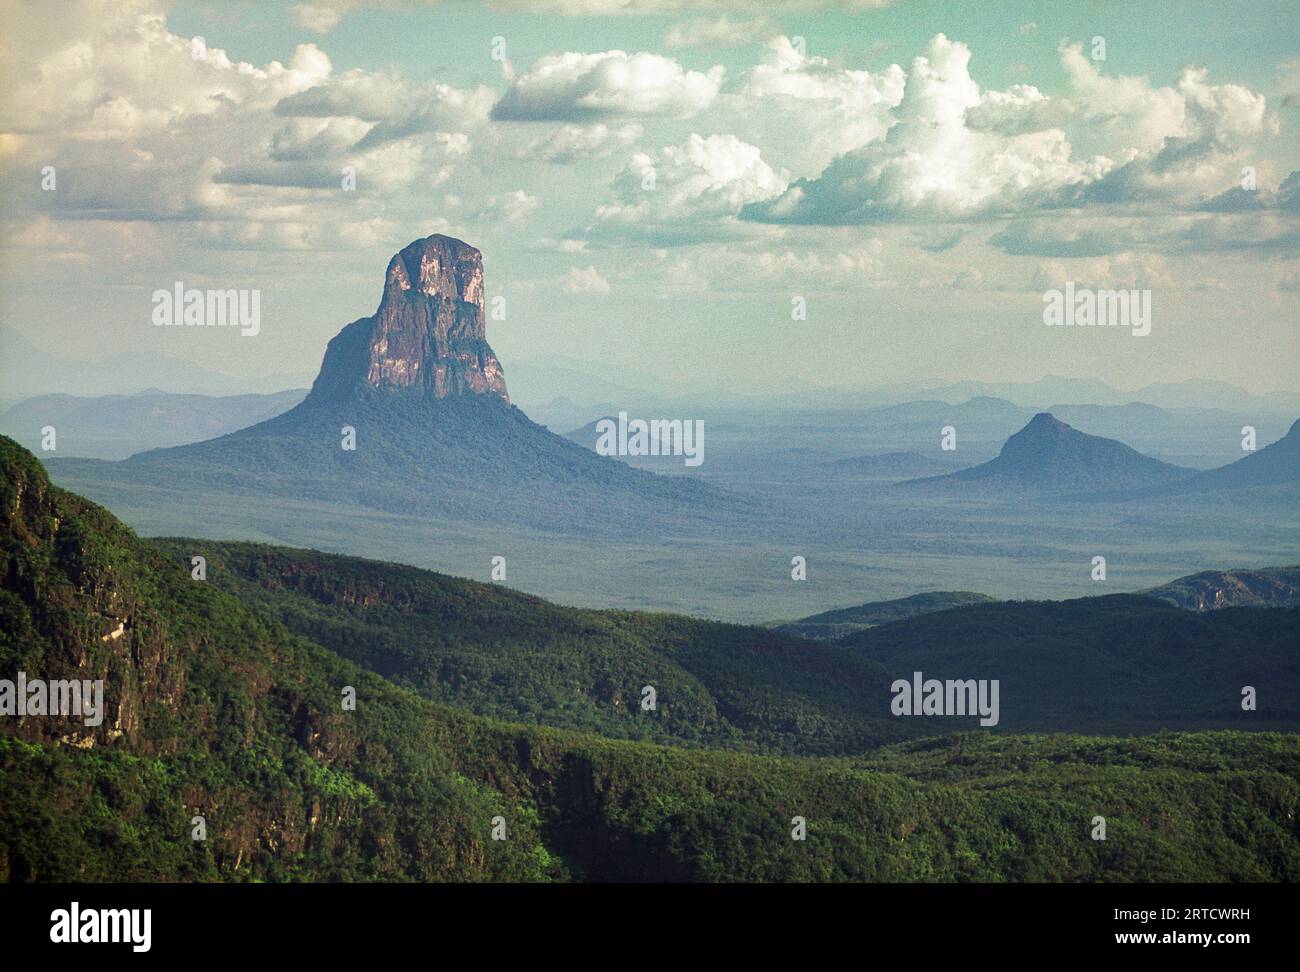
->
[309, 234, 509, 404]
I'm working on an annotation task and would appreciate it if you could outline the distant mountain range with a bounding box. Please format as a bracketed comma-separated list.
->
[538, 373, 1300, 417]
[8, 309, 1296, 420]
[0, 389, 306, 459]
[562, 397, 1287, 478]
[907, 376, 1300, 413]
[11, 431, 1300, 746]
[0, 325, 314, 399]
[16, 387, 1284, 474]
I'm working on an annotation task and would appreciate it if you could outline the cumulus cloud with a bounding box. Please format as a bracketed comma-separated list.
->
[275, 74, 495, 149]
[969, 54, 1288, 254]
[727, 36, 904, 175]
[1063, 44, 1277, 205]
[491, 50, 724, 121]
[598, 133, 788, 226]
[966, 84, 1073, 136]
[1056, 42, 1188, 158]
[744, 35, 1104, 224]
[289, 1, 369, 33]
[736, 32, 1281, 240]
[0, 1, 489, 232]
[1, 13, 332, 137]
[2, 2, 1288, 271]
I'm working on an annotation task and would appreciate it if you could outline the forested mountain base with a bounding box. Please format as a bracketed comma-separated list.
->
[3, 436, 1298, 882]
[5, 724, 1298, 882]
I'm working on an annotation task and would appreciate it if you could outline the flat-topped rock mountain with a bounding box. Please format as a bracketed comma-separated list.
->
[310, 235, 509, 404]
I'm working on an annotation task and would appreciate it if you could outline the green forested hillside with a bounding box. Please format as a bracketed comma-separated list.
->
[0, 436, 557, 881]
[840, 597, 1300, 733]
[147, 538, 903, 755]
[150, 538, 1300, 745]
[3, 435, 1299, 882]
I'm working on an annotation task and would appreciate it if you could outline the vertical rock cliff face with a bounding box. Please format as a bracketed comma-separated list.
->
[308, 235, 509, 404]
[0, 440, 186, 751]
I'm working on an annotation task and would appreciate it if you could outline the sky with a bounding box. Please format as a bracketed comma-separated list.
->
[1, 0, 1298, 400]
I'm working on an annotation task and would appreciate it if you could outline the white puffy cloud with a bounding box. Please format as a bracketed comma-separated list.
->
[746, 35, 1105, 224]
[737, 32, 1280, 240]
[1, 2, 1288, 273]
[0, 0, 489, 230]
[966, 84, 1073, 136]
[492, 50, 724, 121]
[598, 133, 788, 226]
[727, 36, 904, 176]
[1, 11, 332, 137]
[969, 50, 1288, 253]
[1058, 41, 1189, 160]
[1062, 42, 1276, 204]
[275, 74, 495, 150]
